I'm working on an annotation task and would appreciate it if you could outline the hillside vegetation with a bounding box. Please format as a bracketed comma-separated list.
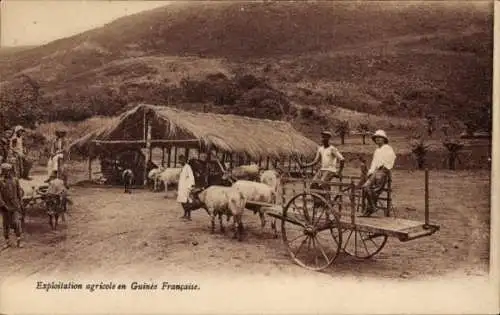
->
[0, 1, 493, 136]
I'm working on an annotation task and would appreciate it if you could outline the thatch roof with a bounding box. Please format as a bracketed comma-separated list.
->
[69, 104, 318, 160]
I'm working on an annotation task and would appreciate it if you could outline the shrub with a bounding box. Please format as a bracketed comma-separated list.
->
[300, 107, 314, 119]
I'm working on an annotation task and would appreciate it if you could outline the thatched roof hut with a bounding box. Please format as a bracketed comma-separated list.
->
[69, 104, 318, 160]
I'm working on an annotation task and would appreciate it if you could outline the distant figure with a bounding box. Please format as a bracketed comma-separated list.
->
[122, 169, 134, 194]
[176, 155, 195, 220]
[50, 130, 67, 156]
[47, 130, 68, 185]
[0, 163, 24, 248]
[362, 130, 396, 216]
[9, 126, 32, 180]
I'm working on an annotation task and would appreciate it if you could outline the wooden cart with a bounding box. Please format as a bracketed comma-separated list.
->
[246, 170, 440, 271]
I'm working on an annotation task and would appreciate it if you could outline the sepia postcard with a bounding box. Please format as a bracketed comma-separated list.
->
[0, 0, 498, 314]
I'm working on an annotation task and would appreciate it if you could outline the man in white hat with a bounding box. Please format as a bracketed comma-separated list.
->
[9, 125, 32, 180]
[361, 129, 396, 216]
[0, 163, 24, 248]
[299, 130, 345, 189]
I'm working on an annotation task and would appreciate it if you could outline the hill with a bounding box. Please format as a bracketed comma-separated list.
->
[0, 1, 493, 135]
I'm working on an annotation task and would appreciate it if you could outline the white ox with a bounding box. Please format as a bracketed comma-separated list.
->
[195, 185, 247, 241]
[231, 180, 277, 237]
[147, 166, 165, 192]
[156, 167, 183, 197]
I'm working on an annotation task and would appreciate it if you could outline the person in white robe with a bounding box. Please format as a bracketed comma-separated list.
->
[176, 155, 195, 220]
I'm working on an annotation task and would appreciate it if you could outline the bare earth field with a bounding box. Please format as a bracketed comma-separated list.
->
[0, 166, 490, 281]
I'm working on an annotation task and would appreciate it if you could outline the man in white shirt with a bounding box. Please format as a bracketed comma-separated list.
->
[299, 131, 345, 190]
[176, 155, 195, 220]
[361, 129, 396, 216]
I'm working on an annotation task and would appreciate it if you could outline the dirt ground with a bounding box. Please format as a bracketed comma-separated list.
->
[0, 167, 490, 281]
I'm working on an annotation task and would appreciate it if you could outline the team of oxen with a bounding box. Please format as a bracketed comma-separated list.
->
[144, 163, 283, 241]
[20, 158, 285, 241]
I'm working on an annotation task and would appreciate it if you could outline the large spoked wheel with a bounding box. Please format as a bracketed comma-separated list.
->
[342, 229, 388, 259]
[281, 192, 342, 271]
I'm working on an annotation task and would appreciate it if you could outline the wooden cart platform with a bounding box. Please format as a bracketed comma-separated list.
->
[258, 204, 440, 243]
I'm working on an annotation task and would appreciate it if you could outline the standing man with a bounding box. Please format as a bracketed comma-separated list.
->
[46, 130, 68, 186]
[361, 129, 396, 216]
[0, 163, 24, 248]
[51, 130, 67, 157]
[176, 155, 195, 220]
[10, 125, 32, 180]
[0, 136, 8, 164]
[298, 131, 345, 190]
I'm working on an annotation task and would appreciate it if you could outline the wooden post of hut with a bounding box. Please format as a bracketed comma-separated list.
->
[167, 146, 172, 167]
[266, 157, 270, 169]
[88, 157, 92, 180]
[185, 147, 190, 161]
[161, 147, 165, 167]
[88, 146, 93, 181]
[144, 123, 152, 186]
[174, 146, 178, 167]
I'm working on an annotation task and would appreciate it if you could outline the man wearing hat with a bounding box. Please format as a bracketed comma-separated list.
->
[361, 129, 396, 216]
[298, 130, 345, 189]
[10, 125, 32, 180]
[0, 163, 24, 248]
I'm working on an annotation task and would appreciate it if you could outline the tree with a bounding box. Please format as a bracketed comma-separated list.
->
[358, 122, 371, 145]
[410, 138, 430, 170]
[0, 75, 48, 128]
[443, 140, 464, 170]
[335, 120, 349, 145]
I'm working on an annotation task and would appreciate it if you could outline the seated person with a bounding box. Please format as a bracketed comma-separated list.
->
[361, 130, 396, 216]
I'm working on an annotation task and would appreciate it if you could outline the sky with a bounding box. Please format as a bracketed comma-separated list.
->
[0, 0, 169, 47]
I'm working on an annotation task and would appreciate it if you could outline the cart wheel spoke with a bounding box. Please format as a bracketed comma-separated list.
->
[301, 194, 312, 224]
[314, 236, 330, 264]
[343, 229, 388, 259]
[330, 228, 341, 247]
[293, 236, 309, 257]
[342, 230, 354, 251]
[282, 192, 342, 271]
[288, 233, 307, 245]
[361, 235, 370, 256]
[314, 206, 326, 225]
